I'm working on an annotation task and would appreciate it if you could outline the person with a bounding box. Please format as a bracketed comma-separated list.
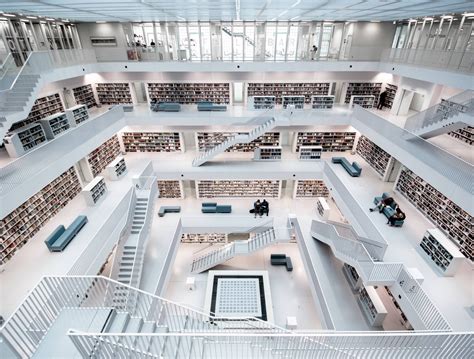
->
[388, 207, 406, 226]
[260, 199, 269, 216]
[370, 196, 395, 213]
[253, 200, 261, 218]
[150, 39, 156, 47]
[377, 90, 388, 110]
[311, 45, 318, 60]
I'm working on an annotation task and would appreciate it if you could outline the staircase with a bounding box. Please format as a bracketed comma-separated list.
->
[191, 227, 291, 273]
[192, 117, 277, 166]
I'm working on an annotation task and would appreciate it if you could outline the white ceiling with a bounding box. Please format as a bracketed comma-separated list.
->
[0, 0, 472, 22]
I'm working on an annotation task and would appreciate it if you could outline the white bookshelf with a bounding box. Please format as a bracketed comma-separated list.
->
[66, 104, 89, 126]
[96, 83, 132, 105]
[10, 93, 64, 130]
[293, 180, 329, 198]
[122, 132, 183, 153]
[355, 135, 391, 177]
[39, 112, 70, 139]
[344, 82, 382, 105]
[253, 146, 282, 161]
[282, 96, 305, 109]
[4, 123, 47, 157]
[73, 84, 97, 109]
[298, 146, 322, 161]
[294, 132, 356, 153]
[196, 180, 282, 198]
[419, 229, 464, 276]
[342, 263, 362, 291]
[385, 83, 398, 109]
[82, 176, 107, 206]
[106, 156, 127, 181]
[181, 233, 228, 243]
[316, 197, 330, 220]
[157, 180, 184, 199]
[350, 95, 375, 109]
[147, 83, 230, 104]
[384, 287, 413, 330]
[247, 82, 331, 106]
[358, 286, 388, 327]
[249, 96, 276, 109]
[87, 135, 122, 177]
[312, 95, 335, 109]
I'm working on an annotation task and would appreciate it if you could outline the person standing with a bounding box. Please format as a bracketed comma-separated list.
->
[377, 90, 388, 110]
[311, 45, 318, 60]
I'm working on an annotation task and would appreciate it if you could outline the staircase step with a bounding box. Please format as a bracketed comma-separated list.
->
[125, 317, 143, 333]
[107, 312, 130, 333]
[140, 321, 156, 333]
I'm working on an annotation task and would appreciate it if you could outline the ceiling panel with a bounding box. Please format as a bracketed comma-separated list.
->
[0, 0, 471, 22]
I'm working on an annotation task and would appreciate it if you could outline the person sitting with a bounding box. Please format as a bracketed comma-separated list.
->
[260, 199, 269, 216]
[388, 207, 406, 226]
[370, 196, 395, 213]
[253, 200, 261, 218]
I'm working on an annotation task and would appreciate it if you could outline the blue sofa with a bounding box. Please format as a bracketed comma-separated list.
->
[331, 157, 362, 177]
[44, 215, 88, 252]
[373, 193, 404, 227]
[201, 203, 232, 213]
[151, 102, 181, 112]
[197, 101, 227, 112]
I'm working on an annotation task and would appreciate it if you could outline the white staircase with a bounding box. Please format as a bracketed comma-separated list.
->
[191, 227, 291, 273]
[192, 117, 277, 166]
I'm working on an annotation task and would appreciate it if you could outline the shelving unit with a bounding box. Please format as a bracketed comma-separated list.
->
[147, 83, 230, 104]
[196, 132, 280, 152]
[344, 82, 382, 106]
[10, 93, 64, 130]
[249, 96, 276, 109]
[449, 126, 473, 145]
[181, 233, 228, 243]
[357, 286, 388, 327]
[82, 176, 107, 206]
[293, 180, 329, 198]
[342, 263, 362, 291]
[157, 180, 184, 198]
[66, 104, 89, 126]
[96, 83, 132, 105]
[196, 180, 282, 198]
[73, 84, 97, 109]
[4, 123, 47, 157]
[106, 156, 127, 181]
[122, 132, 182, 152]
[253, 146, 282, 161]
[312, 95, 335, 109]
[247, 83, 331, 105]
[356, 135, 391, 177]
[384, 287, 413, 330]
[396, 167, 472, 261]
[419, 229, 464, 276]
[385, 83, 398, 109]
[0, 167, 81, 264]
[282, 96, 305, 109]
[39, 112, 70, 139]
[316, 197, 330, 220]
[87, 135, 122, 177]
[350, 95, 376, 109]
[298, 146, 322, 161]
[294, 132, 356, 152]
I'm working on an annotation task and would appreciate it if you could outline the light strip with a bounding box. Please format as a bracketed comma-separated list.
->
[1, 13, 16, 17]
[291, 0, 301, 8]
[290, 16, 300, 21]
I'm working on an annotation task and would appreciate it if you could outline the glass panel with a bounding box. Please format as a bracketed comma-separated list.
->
[221, 22, 232, 61]
[319, 24, 333, 57]
[275, 23, 288, 61]
[178, 23, 189, 60]
[188, 23, 201, 60]
[297, 23, 310, 60]
[200, 23, 211, 61]
[233, 23, 244, 61]
[244, 23, 255, 61]
[286, 23, 298, 61]
[210, 22, 222, 60]
[265, 23, 276, 60]
[133, 24, 145, 46]
[255, 23, 266, 61]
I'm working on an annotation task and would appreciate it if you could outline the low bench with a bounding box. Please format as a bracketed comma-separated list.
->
[270, 254, 293, 271]
[332, 157, 362, 177]
[45, 215, 88, 252]
[197, 101, 227, 112]
[158, 206, 181, 217]
[201, 203, 232, 213]
[151, 102, 181, 112]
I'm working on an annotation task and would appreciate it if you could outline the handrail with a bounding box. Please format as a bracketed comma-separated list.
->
[0, 51, 34, 93]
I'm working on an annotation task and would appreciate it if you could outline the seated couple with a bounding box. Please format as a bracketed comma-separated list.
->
[250, 199, 269, 218]
[370, 196, 406, 226]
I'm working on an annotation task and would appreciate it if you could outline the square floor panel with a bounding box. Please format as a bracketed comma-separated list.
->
[215, 277, 262, 318]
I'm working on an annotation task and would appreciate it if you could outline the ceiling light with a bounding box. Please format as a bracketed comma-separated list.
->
[370, 20, 381, 23]
[1, 13, 16, 17]
[177, 16, 186, 21]
[96, 21, 106, 23]
[278, 10, 288, 17]
[46, 18, 55, 21]
[290, 0, 301, 8]
[290, 16, 300, 21]
[26, 16, 37, 19]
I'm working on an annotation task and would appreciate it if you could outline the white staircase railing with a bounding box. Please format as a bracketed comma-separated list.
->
[192, 116, 277, 166]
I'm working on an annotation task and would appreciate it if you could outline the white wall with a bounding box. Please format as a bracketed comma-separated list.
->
[77, 23, 128, 61]
[351, 22, 397, 48]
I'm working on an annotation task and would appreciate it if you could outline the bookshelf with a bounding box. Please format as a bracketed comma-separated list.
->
[96, 83, 132, 105]
[196, 180, 282, 198]
[419, 229, 464, 276]
[73, 84, 97, 108]
[0, 167, 81, 264]
[122, 132, 183, 152]
[293, 180, 329, 198]
[249, 96, 276, 109]
[344, 82, 382, 105]
[66, 104, 89, 126]
[181, 233, 228, 243]
[298, 146, 322, 161]
[196, 132, 280, 152]
[4, 123, 47, 157]
[350, 95, 376, 109]
[39, 112, 70, 139]
[396, 167, 472, 261]
[449, 126, 473, 145]
[356, 135, 391, 177]
[87, 135, 122, 177]
[106, 156, 127, 181]
[82, 176, 107, 206]
[247, 82, 331, 105]
[312, 95, 335, 109]
[147, 83, 230, 104]
[10, 93, 64, 130]
[384, 287, 413, 330]
[157, 180, 184, 199]
[253, 146, 282, 161]
[357, 286, 388, 327]
[316, 197, 330, 220]
[282, 96, 305, 109]
[342, 263, 362, 291]
[385, 83, 398, 109]
[293, 132, 356, 152]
